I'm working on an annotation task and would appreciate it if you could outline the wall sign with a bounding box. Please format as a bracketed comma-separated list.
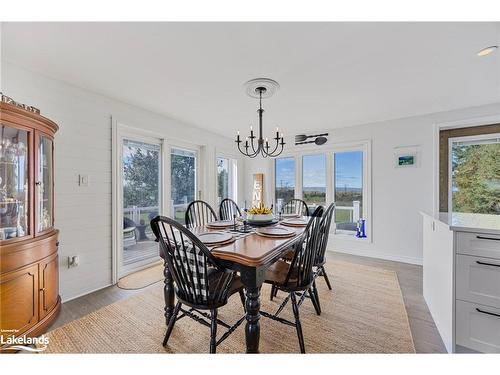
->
[252, 173, 264, 206]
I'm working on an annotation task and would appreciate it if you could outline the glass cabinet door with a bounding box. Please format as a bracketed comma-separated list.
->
[37, 134, 53, 232]
[0, 125, 29, 240]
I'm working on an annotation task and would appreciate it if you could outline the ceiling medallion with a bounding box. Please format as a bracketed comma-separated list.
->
[236, 78, 285, 158]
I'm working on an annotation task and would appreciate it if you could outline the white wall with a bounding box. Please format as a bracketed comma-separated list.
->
[244, 103, 500, 265]
[1, 62, 245, 301]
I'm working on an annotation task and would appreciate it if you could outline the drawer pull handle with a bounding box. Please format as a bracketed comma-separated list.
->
[476, 235, 500, 241]
[476, 308, 500, 318]
[476, 261, 500, 268]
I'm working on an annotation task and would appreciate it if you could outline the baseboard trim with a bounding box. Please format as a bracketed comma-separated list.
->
[61, 283, 113, 304]
[331, 247, 423, 266]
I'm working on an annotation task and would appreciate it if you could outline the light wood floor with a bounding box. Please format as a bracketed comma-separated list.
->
[50, 252, 446, 353]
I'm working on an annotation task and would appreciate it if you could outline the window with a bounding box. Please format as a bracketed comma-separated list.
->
[439, 123, 500, 212]
[302, 154, 326, 208]
[171, 148, 197, 223]
[333, 151, 363, 233]
[216, 156, 237, 204]
[450, 134, 500, 215]
[275, 157, 295, 209]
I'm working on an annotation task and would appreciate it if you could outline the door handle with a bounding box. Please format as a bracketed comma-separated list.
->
[476, 235, 500, 241]
[476, 308, 500, 318]
[476, 261, 500, 268]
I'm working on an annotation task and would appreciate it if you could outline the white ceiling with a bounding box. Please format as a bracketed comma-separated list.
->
[2, 22, 499, 138]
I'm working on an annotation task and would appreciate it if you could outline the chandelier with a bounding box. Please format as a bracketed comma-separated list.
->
[235, 78, 285, 158]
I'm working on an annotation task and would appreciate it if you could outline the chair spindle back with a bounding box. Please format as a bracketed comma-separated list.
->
[185, 200, 218, 229]
[281, 199, 310, 216]
[150, 216, 234, 307]
[219, 198, 241, 220]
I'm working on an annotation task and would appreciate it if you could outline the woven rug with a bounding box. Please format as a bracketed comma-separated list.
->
[44, 260, 415, 353]
[117, 263, 163, 290]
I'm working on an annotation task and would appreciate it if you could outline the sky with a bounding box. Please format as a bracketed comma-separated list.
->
[275, 151, 363, 189]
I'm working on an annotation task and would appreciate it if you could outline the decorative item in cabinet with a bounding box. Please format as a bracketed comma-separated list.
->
[0, 98, 60, 345]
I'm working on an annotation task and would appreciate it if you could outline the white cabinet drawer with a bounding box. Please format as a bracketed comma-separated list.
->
[456, 300, 500, 353]
[456, 232, 500, 259]
[456, 255, 500, 309]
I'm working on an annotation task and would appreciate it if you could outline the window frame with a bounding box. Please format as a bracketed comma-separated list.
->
[274, 156, 297, 208]
[447, 132, 500, 214]
[214, 152, 239, 204]
[170, 144, 200, 222]
[271, 140, 371, 241]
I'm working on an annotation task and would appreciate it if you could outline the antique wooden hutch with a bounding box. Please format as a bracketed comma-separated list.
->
[0, 97, 60, 340]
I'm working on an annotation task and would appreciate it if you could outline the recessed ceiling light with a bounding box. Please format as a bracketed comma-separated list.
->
[477, 46, 498, 57]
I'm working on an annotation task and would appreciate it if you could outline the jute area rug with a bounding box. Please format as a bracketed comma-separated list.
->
[117, 263, 163, 290]
[44, 260, 415, 353]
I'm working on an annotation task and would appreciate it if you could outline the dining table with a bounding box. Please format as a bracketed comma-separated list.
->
[161, 220, 307, 353]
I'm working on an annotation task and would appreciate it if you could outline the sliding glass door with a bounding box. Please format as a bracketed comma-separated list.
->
[121, 138, 162, 274]
[171, 147, 198, 223]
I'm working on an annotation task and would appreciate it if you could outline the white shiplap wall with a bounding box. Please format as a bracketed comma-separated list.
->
[2, 62, 245, 301]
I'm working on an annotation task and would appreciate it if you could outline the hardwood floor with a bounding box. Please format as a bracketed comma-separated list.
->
[50, 252, 446, 353]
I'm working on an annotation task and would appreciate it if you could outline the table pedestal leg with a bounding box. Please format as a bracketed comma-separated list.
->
[163, 260, 175, 325]
[245, 286, 261, 353]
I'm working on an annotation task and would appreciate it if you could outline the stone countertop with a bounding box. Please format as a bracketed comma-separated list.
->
[437, 212, 500, 235]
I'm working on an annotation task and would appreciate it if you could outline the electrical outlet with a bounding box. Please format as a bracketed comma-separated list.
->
[78, 174, 89, 187]
[68, 255, 79, 268]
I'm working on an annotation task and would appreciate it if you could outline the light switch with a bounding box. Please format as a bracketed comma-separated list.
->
[78, 174, 89, 187]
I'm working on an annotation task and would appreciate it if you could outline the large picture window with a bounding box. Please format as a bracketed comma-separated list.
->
[302, 154, 326, 208]
[333, 151, 363, 233]
[450, 134, 500, 215]
[275, 157, 295, 209]
[273, 141, 370, 238]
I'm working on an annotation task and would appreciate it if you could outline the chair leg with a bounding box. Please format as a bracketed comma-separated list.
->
[308, 286, 321, 316]
[270, 285, 275, 301]
[290, 292, 305, 354]
[163, 301, 182, 346]
[274, 285, 279, 298]
[313, 280, 322, 314]
[239, 289, 246, 311]
[321, 266, 332, 290]
[210, 309, 218, 354]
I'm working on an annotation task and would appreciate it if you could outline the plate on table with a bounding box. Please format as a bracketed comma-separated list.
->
[206, 220, 234, 229]
[281, 218, 308, 227]
[197, 232, 233, 245]
[281, 213, 300, 219]
[247, 218, 279, 227]
[256, 226, 295, 238]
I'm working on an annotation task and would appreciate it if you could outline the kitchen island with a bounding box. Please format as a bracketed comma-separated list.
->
[421, 212, 500, 353]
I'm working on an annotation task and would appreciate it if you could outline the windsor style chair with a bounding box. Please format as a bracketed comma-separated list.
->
[281, 198, 310, 217]
[219, 198, 241, 220]
[185, 200, 218, 229]
[311, 203, 335, 314]
[261, 205, 325, 353]
[270, 203, 335, 315]
[150, 216, 246, 353]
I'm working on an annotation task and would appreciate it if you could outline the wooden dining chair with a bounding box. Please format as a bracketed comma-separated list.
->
[185, 200, 218, 229]
[270, 203, 335, 316]
[219, 198, 241, 220]
[309, 202, 335, 314]
[261, 205, 325, 353]
[150, 215, 246, 354]
[281, 198, 310, 217]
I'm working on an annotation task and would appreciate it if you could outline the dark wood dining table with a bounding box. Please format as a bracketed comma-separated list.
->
[161, 222, 306, 353]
